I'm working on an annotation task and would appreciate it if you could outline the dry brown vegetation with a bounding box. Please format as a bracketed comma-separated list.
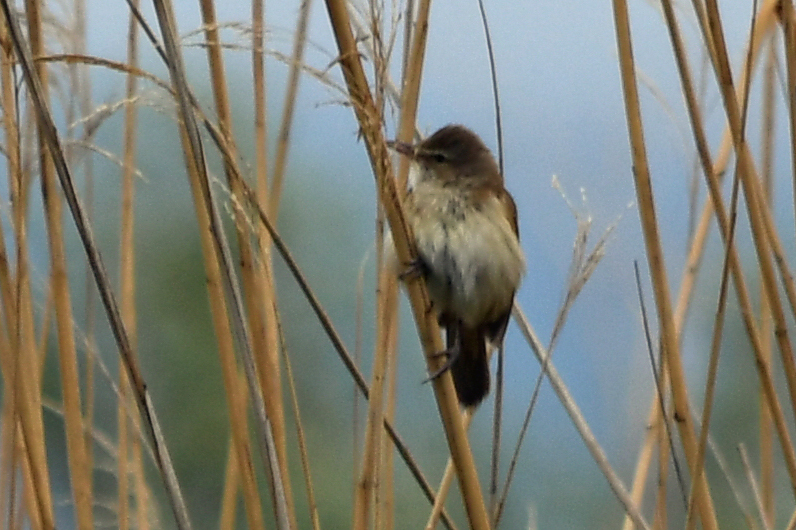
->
[0, 0, 793, 529]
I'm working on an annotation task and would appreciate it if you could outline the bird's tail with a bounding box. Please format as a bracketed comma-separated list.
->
[447, 322, 490, 407]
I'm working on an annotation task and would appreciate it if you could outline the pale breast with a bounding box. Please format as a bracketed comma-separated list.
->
[407, 181, 525, 327]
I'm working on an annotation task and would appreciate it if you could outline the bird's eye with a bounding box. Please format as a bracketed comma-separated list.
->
[432, 153, 446, 163]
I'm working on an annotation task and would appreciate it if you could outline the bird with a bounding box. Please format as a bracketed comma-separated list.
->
[389, 124, 525, 407]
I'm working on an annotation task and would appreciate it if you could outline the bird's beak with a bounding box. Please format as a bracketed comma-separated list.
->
[386, 139, 415, 158]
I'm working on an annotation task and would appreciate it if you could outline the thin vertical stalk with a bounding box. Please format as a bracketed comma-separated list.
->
[662, 0, 796, 495]
[779, 0, 796, 237]
[759, 36, 776, 527]
[278, 315, 322, 530]
[119, 0, 141, 528]
[379, 296, 398, 530]
[424, 410, 473, 530]
[612, 0, 718, 527]
[653, 406, 669, 530]
[17, 429, 43, 530]
[381, 0, 432, 525]
[250, 1, 290, 526]
[252, 0, 267, 203]
[151, 0, 290, 527]
[197, 0, 275, 527]
[25, 0, 93, 527]
[685, 167, 741, 530]
[2, 0, 193, 525]
[353, 269, 392, 530]
[700, 0, 796, 438]
[739, 444, 773, 530]
[131, 422, 149, 530]
[251, 0, 281, 471]
[395, 0, 430, 190]
[219, 442, 241, 530]
[621, 7, 778, 526]
[5, 64, 52, 529]
[0, 99, 52, 530]
[117, 379, 130, 530]
[74, 0, 97, 493]
[0, 20, 16, 331]
[322, 0, 491, 527]
[268, 0, 312, 218]
[0, 383, 17, 529]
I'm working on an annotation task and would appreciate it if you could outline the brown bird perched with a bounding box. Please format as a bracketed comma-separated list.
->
[388, 125, 526, 407]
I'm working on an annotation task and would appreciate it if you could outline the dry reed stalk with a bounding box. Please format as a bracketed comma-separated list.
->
[373, 0, 431, 523]
[17, 431, 43, 530]
[0, 385, 16, 526]
[118, 1, 141, 527]
[636, 268, 675, 530]
[759, 37, 776, 527]
[489, 351, 502, 527]
[152, 1, 291, 527]
[321, 1, 491, 528]
[12, 282, 49, 530]
[250, 10, 282, 518]
[1, 45, 52, 525]
[24, 0, 93, 527]
[131, 422, 148, 530]
[250, 12, 286, 529]
[511, 304, 650, 530]
[424, 409, 473, 530]
[652, 408, 669, 530]
[661, 0, 796, 499]
[197, 1, 276, 528]
[379, 290, 399, 530]
[217, 368, 267, 530]
[779, 0, 796, 236]
[353, 266, 393, 530]
[249, 6, 285, 516]
[700, 0, 796, 443]
[622, 7, 777, 526]
[612, 0, 718, 527]
[685, 166, 741, 530]
[395, 0, 430, 190]
[252, 0, 267, 202]
[0, 13, 32, 528]
[72, 0, 97, 496]
[219, 370, 256, 530]
[370, 26, 391, 530]
[251, 4, 311, 512]
[236, 176, 457, 530]
[2, 1, 193, 525]
[278, 314, 322, 530]
[739, 444, 772, 530]
[622, 409, 661, 530]
[239, 1, 309, 525]
[8, 172, 51, 530]
[0, 16, 16, 325]
[268, 0, 311, 218]
[118, 372, 130, 530]
[219, 442, 241, 530]
[353, 258, 366, 497]
[8, 285, 50, 530]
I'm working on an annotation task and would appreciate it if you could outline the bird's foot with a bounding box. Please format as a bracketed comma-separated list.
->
[398, 257, 428, 282]
[422, 346, 460, 384]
